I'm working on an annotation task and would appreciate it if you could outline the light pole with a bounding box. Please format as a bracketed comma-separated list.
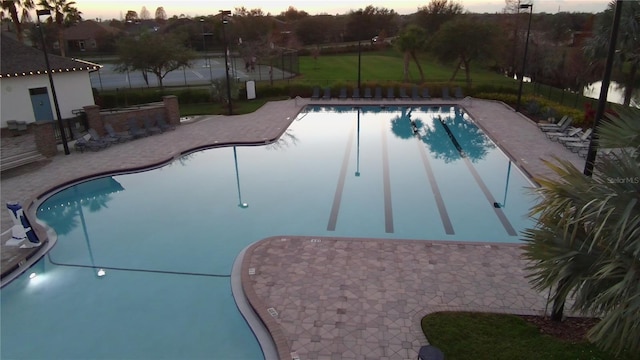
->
[200, 18, 213, 82]
[515, 3, 533, 113]
[36, 9, 70, 155]
[220, 10, 232, 115]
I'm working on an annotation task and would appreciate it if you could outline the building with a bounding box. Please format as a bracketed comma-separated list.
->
[0, 34, 101, 129]
[63, 20, 122, 54]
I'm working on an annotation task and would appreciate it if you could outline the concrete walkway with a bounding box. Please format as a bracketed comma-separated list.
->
[1, 97, 586, 359]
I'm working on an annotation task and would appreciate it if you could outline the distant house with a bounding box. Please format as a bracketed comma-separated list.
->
[0, 34, 101, 129]
[63, 20, 122, 53]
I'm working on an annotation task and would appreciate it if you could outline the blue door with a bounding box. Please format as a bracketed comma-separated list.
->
[29, 87, 54, 121]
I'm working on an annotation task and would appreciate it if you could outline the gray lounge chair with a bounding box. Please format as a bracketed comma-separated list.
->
[386, 87, 395, 99]
[411, 86, 420, 100]
[546, 127, 580, 141]
[338, 87, 347, 99]
[105, 123, 134, 142]
[422, 88, 431, 100]
[156, 114, 176, 132]
[73, 133, 109, 153]
[143, 117, 162, 135]
[538, 115, 568, 130]
[352, 88, 360, 99]
[399, 87, 409, 99]
[322, 87, 331, 100]
[311, 86, 320, 100]
[89, 128, 118, 145]
[364, 87, 372, 99]
[454, 87, 464, 99]
[442, 87, 451, 100]
[128, 118, 148, 139]
[374, 87, 383, 100]
[539, 117, 572, 133]
[558, 128, 591, 145]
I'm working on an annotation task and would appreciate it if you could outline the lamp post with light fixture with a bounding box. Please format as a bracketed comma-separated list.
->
[515, 3, 533, 113]
[36, 9, 70, 155]
[220, 10, 232, 115]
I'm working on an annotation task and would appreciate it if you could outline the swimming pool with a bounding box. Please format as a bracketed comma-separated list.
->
[1, 105, 538, 359]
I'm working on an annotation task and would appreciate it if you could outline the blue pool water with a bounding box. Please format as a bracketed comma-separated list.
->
[1, 105, 538, 359]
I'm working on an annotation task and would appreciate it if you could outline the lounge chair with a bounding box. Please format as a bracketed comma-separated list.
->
[156, 114, 176, 132]
[558, 128, 592, 145]
[105, 122, 134, 142]
[399, 87, 409, 99]
[411, 86, 420, 100]
[322, 87, 331, 100]
[143, 117, 162, 135]
[128, 118, 148, 139]
[539, 117, 572, 133]
[442, 87, 451, 100]
[74, 133, 109, 153]
[454, 87, 464, 100]
[89, 128, 118, 145]
[538, 115, 568, 130]
[386, 87, 395, 99]
[421, 88, 431, 100]
[546, 127, 580, 141]
[364, 87, 372, 99]
[374, 87, 383, 100]
[338, 87, 347, 99]
[352, 88, 360, 99]
[311, 86, 320, 100]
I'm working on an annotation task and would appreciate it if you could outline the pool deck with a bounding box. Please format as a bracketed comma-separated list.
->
[1, 97, 586, 359]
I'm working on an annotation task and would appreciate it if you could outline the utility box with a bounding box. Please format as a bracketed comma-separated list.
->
[246, 80, 256, 100]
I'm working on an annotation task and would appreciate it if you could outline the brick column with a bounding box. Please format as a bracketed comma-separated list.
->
[31, 121, 58, 157]
[163, 95, 180, 126]
[83, 104, 103, 135]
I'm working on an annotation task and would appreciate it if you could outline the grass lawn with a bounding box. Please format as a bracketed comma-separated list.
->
[421, 312, 626, 360]
[297, 51, 519, 90]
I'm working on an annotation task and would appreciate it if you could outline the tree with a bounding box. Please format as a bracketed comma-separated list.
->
[395, 24, 427, 82]
[415, 0, 463, 35]
[345, 5, 398, 42]
[37, 0, 82, 57]
[124, 10, 137, 23]
[2, 0, 34, 43]
[115, 32, 196, 88]
[154, 6, 166, 22]
[139, 6, 150, 20]
[522, 106, 640, 356]
[278, 6, 308, 21]
[585, 1, 640, 107]
[430, 17, 500, 87]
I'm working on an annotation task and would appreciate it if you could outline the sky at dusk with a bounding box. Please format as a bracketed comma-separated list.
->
[72, 0, 609, 20]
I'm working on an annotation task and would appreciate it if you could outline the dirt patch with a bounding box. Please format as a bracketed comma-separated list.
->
[520, 315, 600, 343]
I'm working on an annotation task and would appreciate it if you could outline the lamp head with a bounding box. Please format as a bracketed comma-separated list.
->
[36, 9, 51, 17]
[519, 3, 533, 9]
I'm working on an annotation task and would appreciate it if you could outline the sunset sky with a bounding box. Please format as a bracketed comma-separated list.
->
[71, 0, 609, 20]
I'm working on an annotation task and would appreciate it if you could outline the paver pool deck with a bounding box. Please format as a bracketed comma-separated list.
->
[1, 97, 586, 360]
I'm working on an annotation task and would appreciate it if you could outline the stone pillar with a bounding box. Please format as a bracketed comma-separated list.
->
[163, 95, 180, 126]
[31, 121, 58, 157]
[83, 104, 103, 135]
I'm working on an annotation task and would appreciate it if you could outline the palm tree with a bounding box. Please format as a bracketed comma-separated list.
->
[37, 0, 81, 57]
[522, 106, 640, 356]
[1, 0, 34, 43]
[584, 0, 640, 106]
[395, 25, 426, 83]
